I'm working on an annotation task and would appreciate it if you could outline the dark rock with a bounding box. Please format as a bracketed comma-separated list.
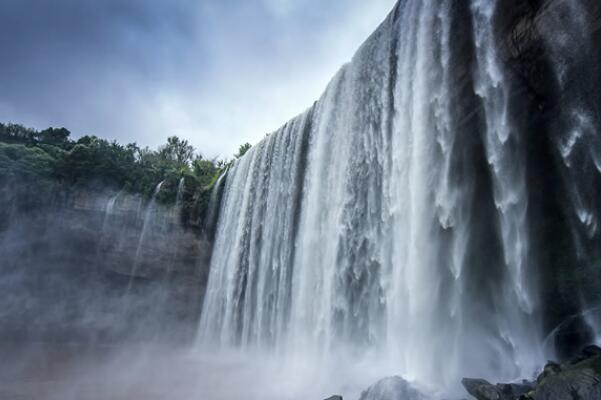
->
[464, 349, 601, 400]
[462, 378, 509, 400]
[566, 345, 601, 366]
[462, 378, 535, 400]
[498, 382, 535, 398]
[534, 356, 601, 400]
[359, 376, 427, 400]
[324, 396, 343, 400]
[550, 317, 596, 362]
[536, 361, 562, 384]
[582, 345, 601, 358]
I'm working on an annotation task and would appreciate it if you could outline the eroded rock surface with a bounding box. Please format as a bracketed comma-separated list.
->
[463, 346, 601, 400]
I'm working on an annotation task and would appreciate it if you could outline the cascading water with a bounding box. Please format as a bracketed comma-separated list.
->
[175, 177, 185, 210]
[95, 190, 123, 270]
[470, 0, 541, 376]
[127, 181, 164, 292]
[198, 0, 601, 396]
[536, 0, 601, 348]
[204, 168, 228, 236]
[166, 177, 186, 278]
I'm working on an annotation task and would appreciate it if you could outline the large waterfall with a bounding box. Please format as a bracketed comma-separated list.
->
[198, 0, 601, 395]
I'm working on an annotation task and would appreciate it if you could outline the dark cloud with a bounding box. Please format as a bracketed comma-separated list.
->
[0, 0, 396, 156]
[1, 0, 198, 77]
[0, 0, 205, 146]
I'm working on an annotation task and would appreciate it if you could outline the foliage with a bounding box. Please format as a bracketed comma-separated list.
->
[0, 122, 252, 225]
[159, 136, 195, 167]
[0, 142, 59, 180]
[235, 142, 252, 159]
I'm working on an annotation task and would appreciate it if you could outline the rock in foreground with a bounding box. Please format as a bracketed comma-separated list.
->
[359, 376, 427, 400]
[463, 346, 601, 400]
[462, 378, 533, 400]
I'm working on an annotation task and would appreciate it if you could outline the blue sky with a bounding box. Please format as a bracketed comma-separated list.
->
[0, 0, 396, 158]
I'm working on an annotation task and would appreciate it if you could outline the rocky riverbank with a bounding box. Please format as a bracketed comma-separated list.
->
[463, 346, 601, 400]
[318, 346, 601, 400]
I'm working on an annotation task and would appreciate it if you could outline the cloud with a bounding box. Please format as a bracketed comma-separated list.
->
[0, 0, 397, 158]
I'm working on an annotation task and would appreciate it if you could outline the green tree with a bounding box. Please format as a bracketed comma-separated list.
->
[193, 156, 218, 188]
[235, 142, 252, 159]
[0, 121, 229, 222]
[0, 123, 37, 144]
[159, 136, 195, 167]
[37, 127, 71, 148]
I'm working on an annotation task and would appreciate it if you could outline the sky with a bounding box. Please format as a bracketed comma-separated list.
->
[0, 0, 397, 158]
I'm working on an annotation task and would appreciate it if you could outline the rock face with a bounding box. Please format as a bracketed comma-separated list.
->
[0, 180, 212, 344]
[534, 356, 601, 400]
[359, 377, 427, 400]
[463, 346, 601, 400]
[462, 378, 533, 400]
[494, 0, 601, 361]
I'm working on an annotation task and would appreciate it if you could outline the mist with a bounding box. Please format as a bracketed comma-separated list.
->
[3, 0, 601, 399]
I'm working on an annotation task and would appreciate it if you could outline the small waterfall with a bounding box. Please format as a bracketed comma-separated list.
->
[95, 190, 123, 270]
[166, 177, 186, 279]
[175, 177, 185, 210]
[204, 168, 229, 237]
[127, 181, 164, 292]
[585, 309, 601, 346]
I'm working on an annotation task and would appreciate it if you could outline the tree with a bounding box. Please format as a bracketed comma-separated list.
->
[159, 136, 195, 167]
[38, 127, 71, 148]
[0, 121, 228, 215]
[235, 142, 252, 159]
[193, 156, 218, 187]
[0, 123, 37, 143]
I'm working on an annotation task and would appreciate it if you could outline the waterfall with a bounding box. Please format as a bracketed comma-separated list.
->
[470, 0, 541, 377]
[127, 181, 164, 292]
[175, 177, 185, 210]
[536, 0, 601, 348]
[204, 168, 228, 235]
[165, 177, 186, 279]
[198, 0, 601, 394]
[95, 190, 123, 270]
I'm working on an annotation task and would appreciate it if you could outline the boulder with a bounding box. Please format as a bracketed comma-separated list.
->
[581, 345, 601, 359]
[461, 378, 533, 400]
[463, 347, 601, 400]
[534, 355, 601, 400]
[536, 362, 562, 384]
[359, 376, 427, 400]
[462, 379, 504, 400]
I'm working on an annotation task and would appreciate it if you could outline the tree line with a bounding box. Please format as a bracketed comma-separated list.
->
[0, 122, 253, 225]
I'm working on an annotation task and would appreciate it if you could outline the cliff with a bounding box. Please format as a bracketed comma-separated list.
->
[0, 178, 213, 344]
[495, 0, 601, 359]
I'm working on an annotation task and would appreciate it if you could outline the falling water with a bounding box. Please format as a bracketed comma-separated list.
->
[537, 0, 601, 346]
[175, 177, 185, 210]
[204, 168, 228, 236]
[127, 181, 164, 292]
[470, 0, 541, 376]
[166, 178, 186, 279]
[198, 0, 601, 395]
[94, 190, 123, 269]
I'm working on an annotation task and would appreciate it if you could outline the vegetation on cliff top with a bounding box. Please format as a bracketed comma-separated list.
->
[0, 122, 251, 226]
